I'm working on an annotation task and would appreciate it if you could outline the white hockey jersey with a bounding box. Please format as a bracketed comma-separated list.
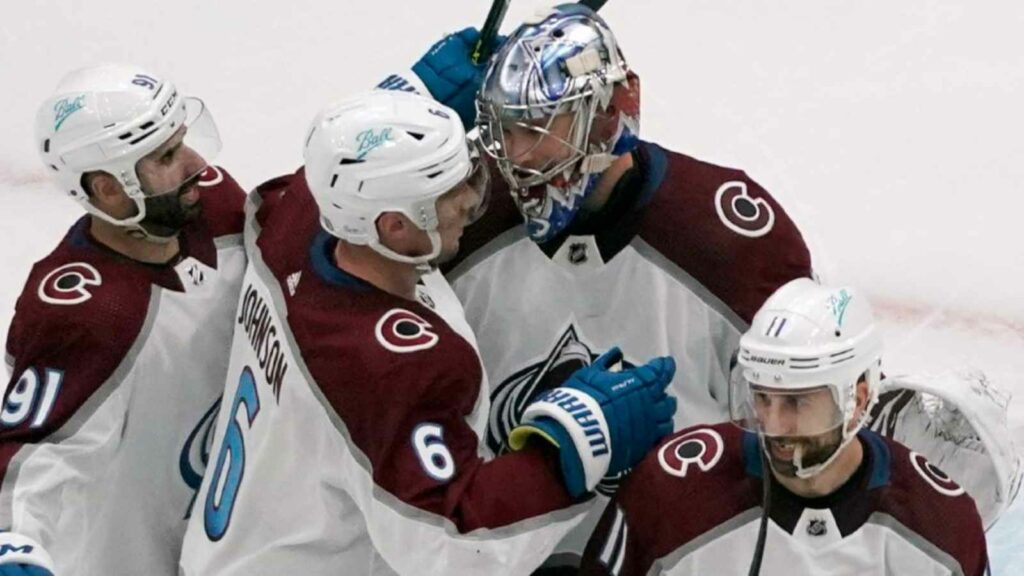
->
[579, 422, 988, 575]
[0, 166, 246, 575]
[179, 169, 590, 576]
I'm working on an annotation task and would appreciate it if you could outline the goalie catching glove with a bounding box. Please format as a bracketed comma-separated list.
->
[869, 369, 1023, 529]
[509, 348, 677, 498]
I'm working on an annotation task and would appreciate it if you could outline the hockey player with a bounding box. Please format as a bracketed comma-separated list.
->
[578, 279, 988, 576]
[178, 90, 678, 576]
[388, 3, 1019, 556]
[0, 65, 247, 575]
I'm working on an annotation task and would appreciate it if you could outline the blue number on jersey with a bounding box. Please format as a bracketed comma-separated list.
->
[204, 366, 261, 541]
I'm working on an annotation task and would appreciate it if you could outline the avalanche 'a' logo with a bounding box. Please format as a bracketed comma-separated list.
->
[37, 262, 102, 305]
[180, 397, 222, 519]
[658, 427, 725, 478]
[714, 180, 775, 238]
[488, 326, 635, 456]
[375, 309, 439, 353]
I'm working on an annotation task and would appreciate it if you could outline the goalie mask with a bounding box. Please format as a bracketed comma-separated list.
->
[304, 90, 489, 267]
[476, 3, 640, 243]
[35, 64, 222, 241]
[730, 279, 883, 479]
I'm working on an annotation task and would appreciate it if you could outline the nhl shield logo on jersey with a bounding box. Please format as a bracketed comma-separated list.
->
[714, 180, 775, 238]
[807, 518, 828, 537]
[37, 262, 102, 305]
[658, 428, 725, 478]
[568, 242, 588, 265]
[910, 451, 966, 497]
[375, 308, 439, 353]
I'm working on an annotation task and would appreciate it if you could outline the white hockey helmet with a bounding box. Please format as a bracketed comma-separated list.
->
[34, 63, 221, 228]
[304, 90, 488, 265]
[731, 278, 884, 478]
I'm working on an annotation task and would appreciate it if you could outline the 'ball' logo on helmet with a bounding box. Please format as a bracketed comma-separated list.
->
[910, 451, 965, 497]
[714, 181, 776, 238]
[53, 95, 87, 132]
[658, 428, 725, 478]
[355, 128, 393, 160]
[37, 262, 102, 305]
[375, 308, 439, 353]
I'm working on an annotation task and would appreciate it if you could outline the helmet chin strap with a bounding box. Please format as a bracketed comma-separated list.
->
[87, 184, 176, 245]
[98, 168, 205, 245]
[792, 378, 881, 479]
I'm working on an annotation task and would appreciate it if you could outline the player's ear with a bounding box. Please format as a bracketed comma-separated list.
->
[84, 171, 124, 205]
[376, 212, 407, 237]
[375, 212, 416, 253]
[853, 374, 870, 416]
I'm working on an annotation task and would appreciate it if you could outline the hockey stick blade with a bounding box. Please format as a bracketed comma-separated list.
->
[579, 0, 609, 11]
[471, 0, 511, 64]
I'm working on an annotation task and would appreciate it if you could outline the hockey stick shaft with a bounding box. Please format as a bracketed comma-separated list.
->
[471, 0, 511, 64]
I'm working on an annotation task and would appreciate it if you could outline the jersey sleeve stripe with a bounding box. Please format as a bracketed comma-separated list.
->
[599, 506, 628, 574]
[867, 512, 968, 575]
[612, 522, 628, 576]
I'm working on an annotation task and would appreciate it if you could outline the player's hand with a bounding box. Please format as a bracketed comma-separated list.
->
[509, 347, 677, 498]
[413, 27, 506, 130]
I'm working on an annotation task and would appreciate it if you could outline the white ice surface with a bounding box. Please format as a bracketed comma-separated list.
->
[1, 0, 1021, 571]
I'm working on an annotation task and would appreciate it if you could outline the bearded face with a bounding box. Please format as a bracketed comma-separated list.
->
[763, 426, 844, 478]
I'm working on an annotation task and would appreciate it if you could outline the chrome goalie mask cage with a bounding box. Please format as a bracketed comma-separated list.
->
[730, 279, 884, 479]
[35, 64, 222, 235]
[304, 90, 489, 266]
[475, 3, 640, 242]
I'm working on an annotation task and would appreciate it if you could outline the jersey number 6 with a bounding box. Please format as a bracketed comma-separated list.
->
[204, 366, 261, 541]
[412, 423, 456, 482]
